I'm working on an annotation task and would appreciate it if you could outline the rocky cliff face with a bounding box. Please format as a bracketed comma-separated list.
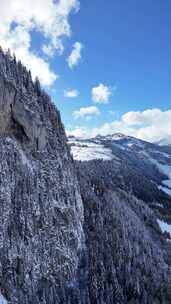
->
[0, 49, 171, 304]
[0, 49, 84, 303]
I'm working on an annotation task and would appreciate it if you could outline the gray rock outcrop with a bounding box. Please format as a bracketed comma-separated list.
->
[12, 98, 46, 150]
[0, 72, 46, 151]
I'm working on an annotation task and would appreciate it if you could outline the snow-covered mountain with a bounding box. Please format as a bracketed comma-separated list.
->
[69, 133, 171, 174]
[69, 132, 171, 161]
[69, 133, 171, 237]
[69, 133, 171, 191]
[69, 133, 171, 197]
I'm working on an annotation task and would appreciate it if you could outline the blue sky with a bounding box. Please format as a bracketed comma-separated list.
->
[51, 0, 171, 139]
[1, 0, 171, 141]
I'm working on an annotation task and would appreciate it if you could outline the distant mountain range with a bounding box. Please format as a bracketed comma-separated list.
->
[68, 132, 171, 162]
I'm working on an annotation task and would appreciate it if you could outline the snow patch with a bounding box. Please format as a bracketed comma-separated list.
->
[126, 143, 133, 147]
[70, 142, 114, 161]
[158, 185, 171, 196]
[143, 151, 171, 197]
[156, 164, 171, 196]
[157, 219, 171, 236]
[0, 294, 7, 304]
[19, 149, 33, 171]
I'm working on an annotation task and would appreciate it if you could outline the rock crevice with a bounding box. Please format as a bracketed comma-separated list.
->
[0, 75, 46, 150]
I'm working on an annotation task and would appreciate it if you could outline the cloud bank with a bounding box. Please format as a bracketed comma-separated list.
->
[68, 108, 171, 143]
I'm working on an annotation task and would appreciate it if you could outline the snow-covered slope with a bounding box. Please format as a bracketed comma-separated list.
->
[69, 133, 171, 167]
[69, 133, 171, 241]
[68, 138, 114, 161]
[69, 133, 171, 197]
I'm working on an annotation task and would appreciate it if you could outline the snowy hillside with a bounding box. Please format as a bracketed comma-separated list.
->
[69, 133, 171, 240]
[68, 138, 114, 161]
[68, 134, 171, 195]
[69, 133, 171, 197]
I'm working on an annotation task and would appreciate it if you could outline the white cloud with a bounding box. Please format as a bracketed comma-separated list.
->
[42, 44, 55, 57]
[92, 83, 113, 104]
[73, 106, 100, 119]
[64, 89, 79, 98]
[0, 0, 80, 85]
[68, 108, 171, 143]
[67, 127, 88, 138]
[67, 41, 83, 68]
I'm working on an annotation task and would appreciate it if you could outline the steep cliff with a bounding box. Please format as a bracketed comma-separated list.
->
[0, 49, 84, 303]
